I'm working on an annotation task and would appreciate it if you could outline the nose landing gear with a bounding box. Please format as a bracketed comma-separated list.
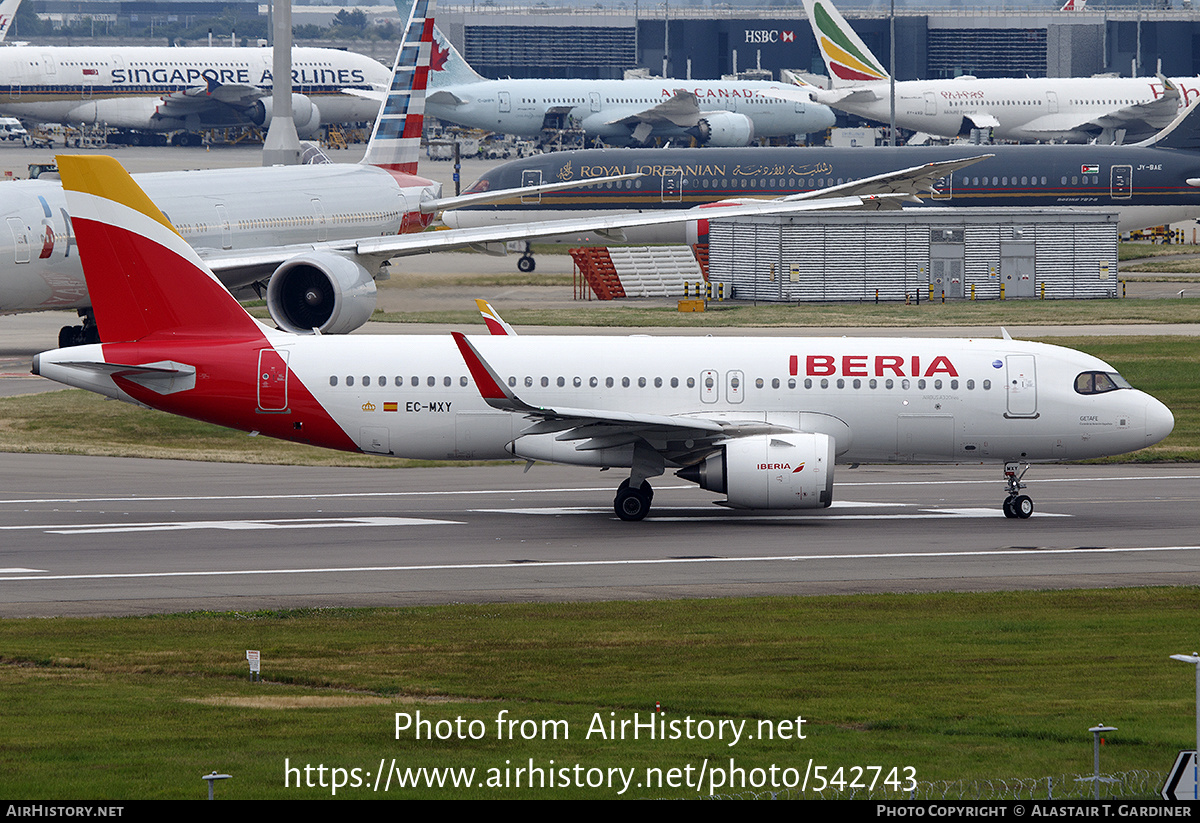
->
[1002, 462, 1033, 519]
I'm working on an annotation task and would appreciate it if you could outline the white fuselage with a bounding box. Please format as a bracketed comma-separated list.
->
[38, 332, 1173, 468]
[0, 163, 437, 313]
[428, 78, 836, 142]
[818, 76, 1198, 142]
[0, 45, 386, 131]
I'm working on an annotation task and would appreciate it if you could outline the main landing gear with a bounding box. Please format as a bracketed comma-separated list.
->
[516, 241, 535, 273]
[1002, 461, 1034, 519]
[58, 311, 100, 347]
[614, 478, 654, 522]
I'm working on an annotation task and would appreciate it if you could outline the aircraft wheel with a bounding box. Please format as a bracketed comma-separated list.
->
[1013, 494, 1034, 519]
[617, 478, 653, 501]
[1002, 497, 1017, 519]
[517, 255, 536, 273]
[614, 482, 652, 522]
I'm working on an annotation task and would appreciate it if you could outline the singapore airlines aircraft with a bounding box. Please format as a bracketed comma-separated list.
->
[0, 38, 385, 143]
[785, 0, 1192, 144]
[443, 98, 1200, 271]
[0, 0, 984, 347]
[35, 154, 1174, 521]
[422, 24, 836, 145]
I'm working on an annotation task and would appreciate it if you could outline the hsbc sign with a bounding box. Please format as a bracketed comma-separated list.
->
[745, 30, 795, 43]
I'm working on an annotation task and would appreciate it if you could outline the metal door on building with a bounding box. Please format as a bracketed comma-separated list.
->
[1001, 242, 1035, 298]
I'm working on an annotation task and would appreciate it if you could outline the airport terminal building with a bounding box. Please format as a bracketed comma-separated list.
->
[29, 3, 1200, 83]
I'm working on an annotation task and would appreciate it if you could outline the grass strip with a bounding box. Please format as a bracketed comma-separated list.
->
[0, 589, 1196, 798]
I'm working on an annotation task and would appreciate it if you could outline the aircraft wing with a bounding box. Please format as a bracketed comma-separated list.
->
[151, 81, 264, 119]
[421, 173, 646, 213]
[768, 84, 881, 107]
[604, 89, 702, 129]
[778, 155, 992, 203]
[202, 191, 902, 283]
[1025, 77, 1180, 140]
[963, 112, 1001, 130]
[451, 332, 804, 470]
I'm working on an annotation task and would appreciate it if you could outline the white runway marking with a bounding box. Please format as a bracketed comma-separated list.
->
[0, 568, 47, 574]
[0, 516, 459, 535]
[0, 473, 1193, 507]
[473, 506, 1071, 520]
[2, 545, 1196, 583]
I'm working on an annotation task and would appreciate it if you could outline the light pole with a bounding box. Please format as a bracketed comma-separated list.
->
[1170, 652, 1200, 800]
[1088, 724, 1117, 800]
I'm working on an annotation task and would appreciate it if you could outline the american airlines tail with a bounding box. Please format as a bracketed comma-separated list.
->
[0, 0, 22, 42]
[361, 0, 436, 174]
[802, 0, 890, 86]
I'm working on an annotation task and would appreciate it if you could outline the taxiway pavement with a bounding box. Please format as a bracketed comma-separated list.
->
[1, 453, 1197, 617]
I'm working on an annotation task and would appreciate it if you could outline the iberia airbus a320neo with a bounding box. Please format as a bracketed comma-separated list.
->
[32, 154, 1173, 521]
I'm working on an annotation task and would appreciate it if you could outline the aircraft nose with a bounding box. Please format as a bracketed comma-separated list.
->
[1145, 395, 1175, 447]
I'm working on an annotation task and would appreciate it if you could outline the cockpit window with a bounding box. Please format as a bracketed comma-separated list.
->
[1074, 371, 1132, 395]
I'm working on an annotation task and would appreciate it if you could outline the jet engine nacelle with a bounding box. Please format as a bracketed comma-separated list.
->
[694, 112, 756, 146]
[678, 432, 834, 509]
[250, 93, 322, 138]
[265, 252, 377, 335]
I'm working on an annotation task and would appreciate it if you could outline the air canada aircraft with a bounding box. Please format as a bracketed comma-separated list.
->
[443, 97, 1200, 270]
[0, 0, 987, 346]
[789, 0, 1192, 144]
[420, 24, 836, 146]
[34, 153, 1174, 521]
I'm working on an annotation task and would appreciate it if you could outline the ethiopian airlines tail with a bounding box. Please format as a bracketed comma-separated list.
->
[361, 0, 436, 174]
[802, 0, 890, 86]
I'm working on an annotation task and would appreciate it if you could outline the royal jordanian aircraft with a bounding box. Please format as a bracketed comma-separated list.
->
[0, 0, 987, 347]
[784, 0, 1193, 144]
[34, 154, 1175, 521]
[421, 24, 836, 145]
[444, 98, 1200, 270]
[0, 36, 385, 143]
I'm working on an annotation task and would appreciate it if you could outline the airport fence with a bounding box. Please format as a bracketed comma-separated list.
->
[702, 769, 1167, 800]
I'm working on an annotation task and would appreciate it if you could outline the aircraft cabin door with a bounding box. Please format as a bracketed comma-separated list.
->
[6, 218, 29, 264]
[1045, 91, 1059, 114]
[311, 199, 327, 242]
[521, 169, 542, 203]
[661, 167, 682, 202]
[215, 204, 232, 250]
[498, 91, 511, 113]
[1110, 165, 1133, 200]
[257, 348, 289, 412]
[589, 92, 601, 112]
[930, 173, 953, 201]
[1005, 355, 1038, 418]
[924, 92, 937, 115]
